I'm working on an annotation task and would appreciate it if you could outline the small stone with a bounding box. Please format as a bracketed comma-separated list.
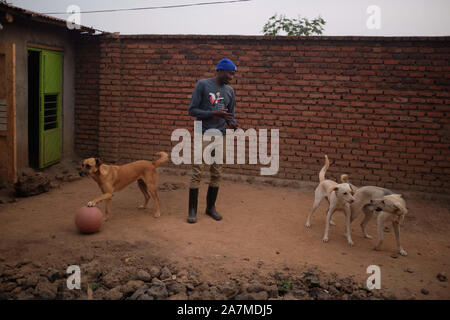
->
[391, 253, 399, 259]
[149, 266, 161, 278]
[67, 174, 81, 182]
[168, 292, 188, 300]
[159, 266, 172, 280]
[105, 287, 124, 300]
[136, 270, 151, 282]
[304, 271, 321, 287]
[128, 287, 148, 300]
[217, 282, 239, 299]
[3, 282, 17, 292]
[292, 289, 308, 298]
[152, 278, 164, 286]
[147, 282, 168, 300]
[247, 283, 267, 293]
[384, 227, 390, 233]
[266, 285, 279, 299]
[196, 283, 209, 291]
[437, 273, 447, 282]
[46, 269, 62, 283]
[49, 181, 60, 189]
[421, 289, 429, 295]
[189, 290, 203, 300]
[120, 280, 145, 295]
[405, 268, 414, 273]
[166, 281, 187, 295]
[34, 278, 57, 300]
[248, 291, 269, 300]
[185, 283, 195, 291]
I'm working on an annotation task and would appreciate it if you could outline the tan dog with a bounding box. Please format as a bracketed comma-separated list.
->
[305, 155, 356, 246]
[79, 152, 168, 221]
[365, 194, 408, 256]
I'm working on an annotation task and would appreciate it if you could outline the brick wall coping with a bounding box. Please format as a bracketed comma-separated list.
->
[100, 34, 450, 42]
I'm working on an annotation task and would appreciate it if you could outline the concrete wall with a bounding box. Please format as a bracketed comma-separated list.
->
[0, 19, 77, 171]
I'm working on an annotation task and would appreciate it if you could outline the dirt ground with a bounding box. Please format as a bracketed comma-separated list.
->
[0, 165, 449, 300]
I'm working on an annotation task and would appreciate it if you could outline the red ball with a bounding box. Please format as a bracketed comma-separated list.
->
[75, 206, 103, 234]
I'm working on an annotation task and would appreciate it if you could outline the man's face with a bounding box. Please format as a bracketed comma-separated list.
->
[217, 70, 235, 84]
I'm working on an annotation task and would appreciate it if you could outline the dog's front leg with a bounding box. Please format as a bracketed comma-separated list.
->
[323, 204, 336, 243]
[87, 193, 113, 208]
[344, 204, 354, 246]
[393, 221, 407, 256]
[105, 199, 112, 221]
[360, 208, 374, 239]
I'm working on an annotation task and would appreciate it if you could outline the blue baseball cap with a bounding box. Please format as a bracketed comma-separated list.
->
[216, 58, 237, 72]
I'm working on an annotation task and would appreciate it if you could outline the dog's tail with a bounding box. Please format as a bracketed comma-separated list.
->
[153, 151, 169, 167]
[319, 155, 329, 182]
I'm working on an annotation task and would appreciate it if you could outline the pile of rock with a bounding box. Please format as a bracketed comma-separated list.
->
[13, 171, 51, 197]
[0, 258, 400, 300]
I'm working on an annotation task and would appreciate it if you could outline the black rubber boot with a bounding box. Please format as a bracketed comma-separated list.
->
[205, 186, 222, 221]
[187, 188, 198, 223]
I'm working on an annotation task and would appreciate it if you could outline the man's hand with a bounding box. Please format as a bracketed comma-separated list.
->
[212, 110, 233, 121]
[227, 121, 239, 130]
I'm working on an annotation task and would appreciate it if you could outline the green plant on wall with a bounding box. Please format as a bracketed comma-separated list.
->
[262, 14, 326, 36]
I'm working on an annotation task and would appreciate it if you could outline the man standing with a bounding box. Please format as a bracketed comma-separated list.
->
[187, 58, 239, 223]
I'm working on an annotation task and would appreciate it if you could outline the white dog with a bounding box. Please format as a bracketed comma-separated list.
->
[365, 194, 408, 256]
[349, 186, 395, 239]
[305, 155, 356, 246]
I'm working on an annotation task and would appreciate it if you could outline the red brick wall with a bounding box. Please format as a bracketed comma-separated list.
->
[74, 35, 450, 193]
[74, 36, 100, 157]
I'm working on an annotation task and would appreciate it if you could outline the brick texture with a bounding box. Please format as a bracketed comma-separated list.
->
[74, 36, 100, 157]
[74, 35, 450, 193]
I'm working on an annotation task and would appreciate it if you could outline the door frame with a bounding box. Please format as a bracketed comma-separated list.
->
[0, 42, 17, 183]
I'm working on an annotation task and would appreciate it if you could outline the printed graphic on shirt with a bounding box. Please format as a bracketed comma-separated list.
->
[209, 92, 225, 110]
[208, 93, 216, 105]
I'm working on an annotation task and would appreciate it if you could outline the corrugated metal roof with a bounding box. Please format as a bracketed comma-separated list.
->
[0, 2, 103, 34]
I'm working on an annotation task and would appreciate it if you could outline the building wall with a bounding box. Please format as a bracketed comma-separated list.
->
[74, 36, 100, 158]
[75, 35, 450, 193]
[0, 20, 77, 171]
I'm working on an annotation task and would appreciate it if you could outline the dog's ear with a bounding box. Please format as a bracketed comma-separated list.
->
[95, 158, 103, 167]
[331, 186, 339, 193]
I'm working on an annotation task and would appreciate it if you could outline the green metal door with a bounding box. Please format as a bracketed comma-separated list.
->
[39, 50, 62, 168]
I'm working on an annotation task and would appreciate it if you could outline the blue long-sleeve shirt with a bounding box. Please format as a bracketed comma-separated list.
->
[188, 78, 237, 135]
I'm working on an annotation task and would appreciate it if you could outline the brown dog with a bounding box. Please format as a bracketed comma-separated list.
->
[79, 152, 168, 221]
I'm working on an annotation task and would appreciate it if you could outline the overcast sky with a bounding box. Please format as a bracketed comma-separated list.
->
[8, 0, 450, 36]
